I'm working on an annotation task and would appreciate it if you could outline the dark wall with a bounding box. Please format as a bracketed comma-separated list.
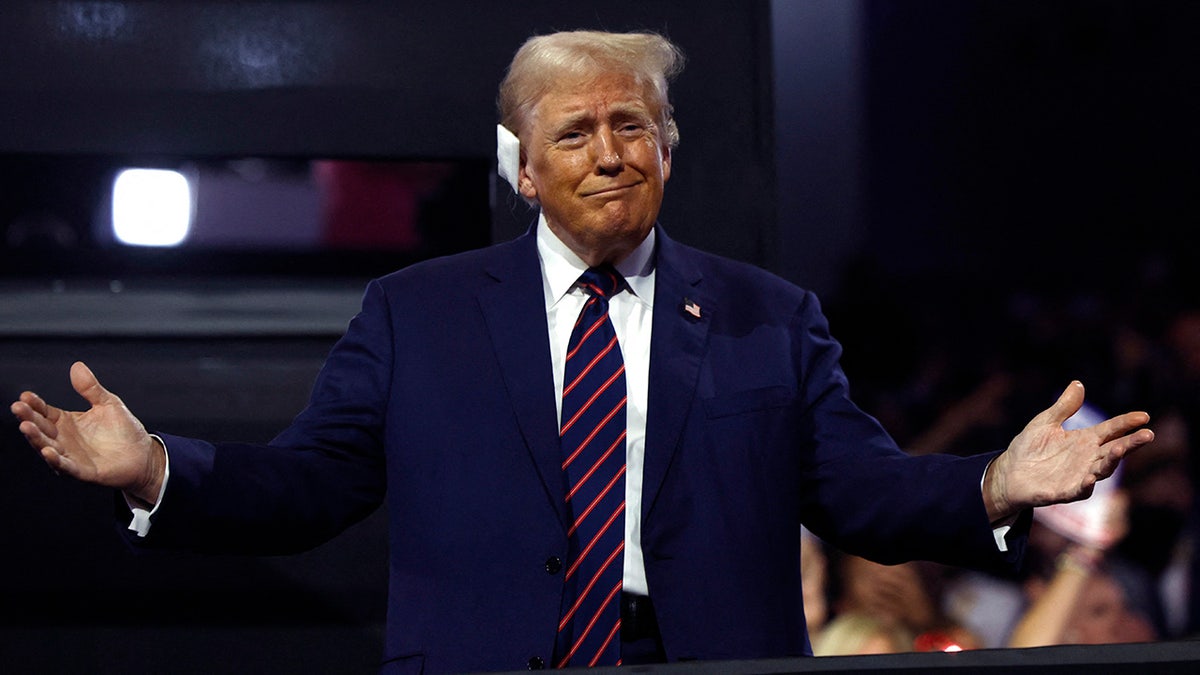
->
[771, 1, 865, 297]
[0, 0, 776, 265]
[858, 0, 1199, 291]
[772, 0, 1199, 303]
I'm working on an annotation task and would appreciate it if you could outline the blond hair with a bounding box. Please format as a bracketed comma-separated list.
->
[498, 30, 684, 148]
[812, 613, 913, 656]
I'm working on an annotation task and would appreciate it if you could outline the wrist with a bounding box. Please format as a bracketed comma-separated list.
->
[131, 436, 166, 506]
[1056, 545, 1101, 575]
[983, 455, 1014, 523]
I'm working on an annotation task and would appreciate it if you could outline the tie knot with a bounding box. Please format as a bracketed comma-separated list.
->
[577, 266, 623, 299]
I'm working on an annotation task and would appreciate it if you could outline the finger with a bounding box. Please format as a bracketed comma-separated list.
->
[40, 445, 74, 477]
[39, 439, 96, 483]
[18, 419, 58, 454]
[1033, 380, 1085, 426]
[17, 405, 60, 442]
[10, 398, 33, 422]
[16, 390, 55, 422]
[1100, 427, 1155, 461]
[1091, 429, 1153, 482]
[1076, 479, 1097, 502]
[1093, 411, 1152, 445]
[14, 397, 68, 443]
[1093, 454, 1122, 482]
[70, 361, 115, 407]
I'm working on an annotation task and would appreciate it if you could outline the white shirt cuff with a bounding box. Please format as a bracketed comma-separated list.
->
[992, 522, 1013, 552]
[125, 434, 169, 538]
[981, 457, 1017, 552]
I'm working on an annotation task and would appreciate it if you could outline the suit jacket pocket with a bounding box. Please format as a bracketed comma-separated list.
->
[702, 385, 795, 419]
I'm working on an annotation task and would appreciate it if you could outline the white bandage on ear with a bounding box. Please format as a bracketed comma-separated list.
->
[496, 124, 521, 194]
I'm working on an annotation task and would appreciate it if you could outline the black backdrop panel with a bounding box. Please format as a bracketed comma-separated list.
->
[0, 0, 776, 267]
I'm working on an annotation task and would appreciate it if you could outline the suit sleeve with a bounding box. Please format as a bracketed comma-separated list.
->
[792, 291, 1027, 571]
[121, 280, 392, 555]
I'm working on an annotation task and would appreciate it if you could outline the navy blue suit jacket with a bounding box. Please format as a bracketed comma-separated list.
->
[135, 226, 1023, 673]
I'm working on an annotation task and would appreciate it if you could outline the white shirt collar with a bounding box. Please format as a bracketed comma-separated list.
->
[536, 212, 656, 310]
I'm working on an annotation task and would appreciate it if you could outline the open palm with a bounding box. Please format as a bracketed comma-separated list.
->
[11, 361, 163, 502]
[984, 381, 1154, 521]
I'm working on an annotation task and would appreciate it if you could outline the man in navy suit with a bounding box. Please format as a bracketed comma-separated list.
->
[11, 31, 1154, 672]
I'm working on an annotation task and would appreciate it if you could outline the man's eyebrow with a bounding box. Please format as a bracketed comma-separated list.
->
[549, 111, 593, 134]
[548, 102, 654, 135]
[608, 102, 654, 120]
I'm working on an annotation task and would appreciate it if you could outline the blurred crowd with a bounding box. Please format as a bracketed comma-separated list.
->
[806, 253, 1200, 654]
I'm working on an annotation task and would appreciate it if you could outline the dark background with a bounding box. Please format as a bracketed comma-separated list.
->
[1, 0, 1197, 671]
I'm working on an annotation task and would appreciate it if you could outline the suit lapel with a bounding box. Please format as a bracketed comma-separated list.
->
[477, 232, 571, 533]
[642, 229, 711, 521]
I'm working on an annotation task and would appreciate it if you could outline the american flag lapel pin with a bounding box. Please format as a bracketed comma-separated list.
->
[683, 298, 701, 319]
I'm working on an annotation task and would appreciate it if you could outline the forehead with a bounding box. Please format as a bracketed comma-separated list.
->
[530, 71, 659, 125]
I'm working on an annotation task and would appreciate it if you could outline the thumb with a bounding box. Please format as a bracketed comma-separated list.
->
[70, 361, 116, 407]
[1036, 380, 1085, 426]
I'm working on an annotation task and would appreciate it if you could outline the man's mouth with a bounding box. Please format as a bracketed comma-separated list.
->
[582, 182, 641, 197]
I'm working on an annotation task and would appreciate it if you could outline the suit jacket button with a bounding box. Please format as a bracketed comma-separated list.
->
[545, 556, 562, 574]
[527, 655, 545, 670]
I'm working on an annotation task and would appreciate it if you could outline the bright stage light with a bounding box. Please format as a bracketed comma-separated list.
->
[112, 168, 192, 247]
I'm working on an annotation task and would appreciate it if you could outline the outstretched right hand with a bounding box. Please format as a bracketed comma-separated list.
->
[10, 361, 165, 506]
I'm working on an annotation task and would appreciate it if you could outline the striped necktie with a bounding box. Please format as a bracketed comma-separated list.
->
[555, 265, 627, 668]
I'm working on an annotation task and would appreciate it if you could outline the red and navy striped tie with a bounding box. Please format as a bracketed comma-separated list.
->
[555, 265, 627, 668]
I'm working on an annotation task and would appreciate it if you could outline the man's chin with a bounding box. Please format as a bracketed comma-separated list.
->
[572, 224, 653, 265]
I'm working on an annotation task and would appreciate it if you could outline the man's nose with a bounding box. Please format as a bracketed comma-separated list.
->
[593, 128, 624, 174]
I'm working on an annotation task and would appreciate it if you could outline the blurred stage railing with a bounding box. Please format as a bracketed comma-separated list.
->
[537, 642, 1200, 675]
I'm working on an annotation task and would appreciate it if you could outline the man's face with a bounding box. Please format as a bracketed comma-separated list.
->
[518, 71, 671, 266]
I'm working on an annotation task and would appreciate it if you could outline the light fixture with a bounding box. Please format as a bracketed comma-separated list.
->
[111, 168, 192, 247]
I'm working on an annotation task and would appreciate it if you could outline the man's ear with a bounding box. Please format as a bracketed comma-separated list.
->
[661, 143, 672, 183]
[517, 149, 538, 200]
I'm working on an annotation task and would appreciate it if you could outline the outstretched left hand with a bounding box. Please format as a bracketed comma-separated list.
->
[982, 381, 1154, 523]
